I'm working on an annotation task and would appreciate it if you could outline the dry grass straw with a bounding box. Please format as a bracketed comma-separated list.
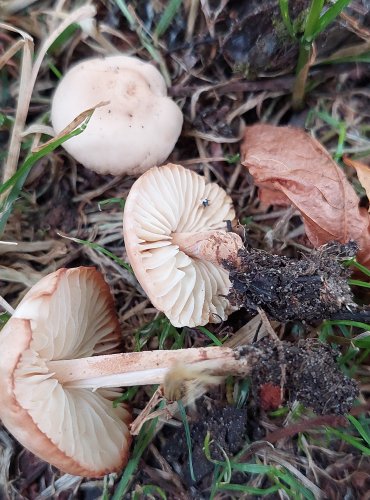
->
[1, 4, 96, 190]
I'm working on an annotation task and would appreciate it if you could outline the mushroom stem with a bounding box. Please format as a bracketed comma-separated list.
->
[48, 346, 250, 389]
[171, 230, 243, 266]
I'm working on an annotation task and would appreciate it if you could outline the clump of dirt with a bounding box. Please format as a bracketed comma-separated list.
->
[161, 398, 248, 486]
[228, 241, 358, 322]
[240, 338, 359, 415]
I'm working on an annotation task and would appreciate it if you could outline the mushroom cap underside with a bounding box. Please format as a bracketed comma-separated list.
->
[123, 163, 237, 327]
[0, 268, 131, 477]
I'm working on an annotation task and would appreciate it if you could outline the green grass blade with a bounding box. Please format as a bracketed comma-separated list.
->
[112, 418, 158, 499]
[58, 234, 132, 273]
[345, 258, 370, 277]
[197, 326, 223, 346]
[98, 197, 125, 211]
[274, 469, 315, 499]
[101, 475, 110, 500]
[0, 312, 11, 329]
[324, 320, 370, 331]
[347, 415, 370, 447]
[348, 279, 370, 288]
[154, 0, 182, 38]
[320, 53, 370, 64]
[133, 485, 167, 500]
[328, 427, 370, 455]
[303, 0, 325, 42]
[0, 117, 91, 235]
[178, 400, 196, 482]
[278, 0, 295, 37]
[312, 0, 352, 38]
[231, 463, 277, 473]
[216, 483, 280, 495]
[115, 0, 135, 27]
[113, 386, 139, 407]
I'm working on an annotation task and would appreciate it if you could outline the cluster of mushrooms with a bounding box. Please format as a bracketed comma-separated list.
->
[0, 56, 249, 477]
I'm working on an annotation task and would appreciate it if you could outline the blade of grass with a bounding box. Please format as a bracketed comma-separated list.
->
[115, 0, 171, 85]
[348, 279, 370, 288]
[323, 320, 370, 331]
[347, 415, 370, 447]
[1, 5, 96, 186]
[0, 111, 93, 235]
[327, 427, 370, 455]
[112, 418, 159, 500]
[154, 0, 182, 39]
[178, 400, 196, 482]
[197, 326, 223, 346]
[278, 0, 295, 37]
[98, 198, 126, 211]
[312, 0, 352, 38]
[303, 0, 325, 43]
[217, 483, 281, 495]
[345, 258, 370, 277]
[133, 485, 167, 500]
[57, 234, 132, 273]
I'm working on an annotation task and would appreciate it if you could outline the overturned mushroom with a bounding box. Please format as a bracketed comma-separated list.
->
[0, 268, 131, 477]
[123, 163, 243, 327]
[51, 55, 183, 175]
[0, 268, 248, 477]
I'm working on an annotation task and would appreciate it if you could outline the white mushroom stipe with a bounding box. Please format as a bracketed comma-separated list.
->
[51, 56, 183, 175]
[47, 347, 245, 389]
[123, 163, 243, 327]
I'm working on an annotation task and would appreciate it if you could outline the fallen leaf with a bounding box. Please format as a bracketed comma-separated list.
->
[241, 124, 370, 267]
[344, 156, 370, 212]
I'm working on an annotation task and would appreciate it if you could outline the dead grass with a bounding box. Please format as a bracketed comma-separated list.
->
[1, 0, 370, 498]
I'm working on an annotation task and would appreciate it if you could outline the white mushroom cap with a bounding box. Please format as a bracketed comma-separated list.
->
[123, 163, 242, 327]
[51, 55, 183, 175]
[0, 268, 131, 477]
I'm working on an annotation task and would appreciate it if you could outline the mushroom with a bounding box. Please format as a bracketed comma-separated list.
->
[122, 163, 243, 327]
[51, 55, 183, 175]
[0, 267, 248, 477]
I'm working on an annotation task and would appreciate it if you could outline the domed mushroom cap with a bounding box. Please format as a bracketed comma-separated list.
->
[51, 55, 183, 175]
[123, 163, 241, 327]
[0, 268, 131, 477]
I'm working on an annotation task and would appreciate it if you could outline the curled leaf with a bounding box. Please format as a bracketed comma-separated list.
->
[241, 124, 370, 266]
[343, 156, 370, 212]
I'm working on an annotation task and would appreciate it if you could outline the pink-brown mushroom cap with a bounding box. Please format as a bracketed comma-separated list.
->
[0, 268, 132, 477]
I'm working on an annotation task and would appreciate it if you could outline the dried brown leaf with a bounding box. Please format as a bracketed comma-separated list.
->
[344, 156, 370, 212]
[241, 124, 370, 266]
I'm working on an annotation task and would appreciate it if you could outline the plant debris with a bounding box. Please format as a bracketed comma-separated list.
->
[227, 240, 358, 322]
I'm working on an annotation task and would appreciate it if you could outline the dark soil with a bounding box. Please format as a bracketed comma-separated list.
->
[228, 240, 358, 322]
[161, 397, 248, 487]
[243, 338, 359, 415]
